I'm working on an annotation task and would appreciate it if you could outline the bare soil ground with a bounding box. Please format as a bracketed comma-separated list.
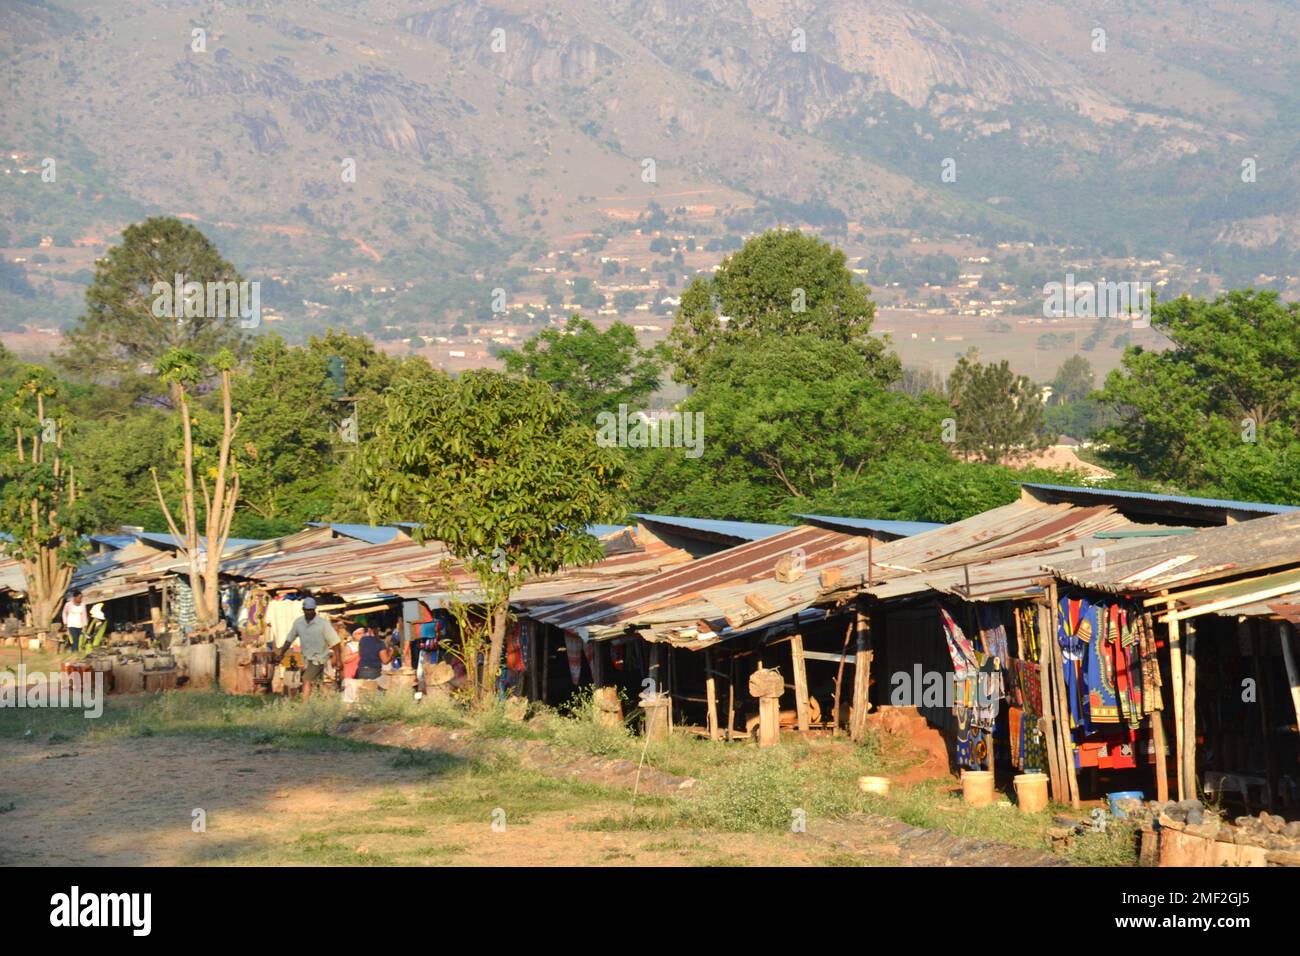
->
[0, 684, 1092, 867]
[0, 734, 852, 866]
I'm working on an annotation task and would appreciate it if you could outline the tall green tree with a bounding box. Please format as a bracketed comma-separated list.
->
[1051, 355, 1095, 404]
[302, 329, 410, 519]
[69, 409, 171, 530]
[0, 368, 92, 626]
[947, 351, 1052, 463]
[60, 217, 250, 398]
[231, 334, 337, 535]
[360, 369, 628, 704]
[501, 315, 663, 420]
[1097, 291, 1300, 500]
[632, 335, 945, 518]
[150, 348, 241, 628]
[666, 229, 897, 385]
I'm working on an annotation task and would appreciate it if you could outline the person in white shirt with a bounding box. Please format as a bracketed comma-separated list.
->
[62, 590, 88, 652]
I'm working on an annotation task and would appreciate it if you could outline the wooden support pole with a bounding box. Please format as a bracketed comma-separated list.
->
[1034, 601, 1065, 803]
[540, 626, 551, 705]
[648, 641, 663, 695]
[1183, 619, 1198, 800]
[1151, 709, 1169, 803]
[667, 645, 676, 733]
[727, 654, 737, 741]
[527, 622, 540, 701]
[705, 649, 720, 741]
[832, 615, 852, 736]
[1166, 603, 1186, 801]
[640, 696, 670, 741]
[1280, 622, 1300, 738]
[758, 695, 780, 746]
[750, 666, 784, 747]
[850, 604, 872, 742]
[1046, 583, 1080, 807]
[1253, 622, 1279, 812]
[790, 632, 810, 732]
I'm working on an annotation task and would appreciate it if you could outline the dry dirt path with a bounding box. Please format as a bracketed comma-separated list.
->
[1, 729, 1062, 867]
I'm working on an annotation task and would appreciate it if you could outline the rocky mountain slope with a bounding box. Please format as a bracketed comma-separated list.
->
[3, 0, 1297, 328]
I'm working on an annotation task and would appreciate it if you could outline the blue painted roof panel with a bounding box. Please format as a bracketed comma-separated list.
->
[307, 523, 402, 545]
[793, 514, 947, 537]
[633, 513, 794, 541]
[1021, 483, 1300, 516]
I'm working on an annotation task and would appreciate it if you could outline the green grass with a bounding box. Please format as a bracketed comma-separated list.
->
[0, 683, 1140, 865]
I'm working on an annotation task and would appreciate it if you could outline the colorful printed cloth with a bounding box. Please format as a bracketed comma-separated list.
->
[940, 607, 979, 682]
[1059, 596, 1101, 735]
[1085, 603, 1122, 725]
[978, 605, 1009, 666]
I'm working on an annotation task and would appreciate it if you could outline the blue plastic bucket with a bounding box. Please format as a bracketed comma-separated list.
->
[1108, 790, 1144, 816]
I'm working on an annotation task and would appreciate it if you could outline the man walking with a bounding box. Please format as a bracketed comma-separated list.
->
[62, 590, 88, 653]
[273, 597, 339, 700]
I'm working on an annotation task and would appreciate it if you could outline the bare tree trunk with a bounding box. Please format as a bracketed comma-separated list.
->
[201, 369, 240, 625]
[12, 393, 79, 627]
[478, 603, 509, 706]
[152, 375, 240, 631]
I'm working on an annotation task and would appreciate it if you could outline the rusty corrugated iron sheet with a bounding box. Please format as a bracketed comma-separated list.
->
[1044, 509, 1300, 595]
[534, 525, 875, 641]
[541, 500, 1179, 648]
[220, 524, 693, 607]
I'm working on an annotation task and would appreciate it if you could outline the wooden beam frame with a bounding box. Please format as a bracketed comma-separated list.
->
[790, 632, 811, 732]
[1166, 601, 1186, 801]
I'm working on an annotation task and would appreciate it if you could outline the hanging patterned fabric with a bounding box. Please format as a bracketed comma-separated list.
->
[940, 607, 979, 681]
[954, 705, 989, 771]
[1139, 612, 1164, 714]
[564, 632, 584, 685]
[1016, 604, 1040, 662]
[977, 605, 1009, 667]
[1013, 659, 1043, 714]
[974, 655, 1003, 730]
[1085, 603, 1122, 725]
[1009, 706, 1025, 769]
[1058, 596, 1098, 735]
[505, 619, 524, 672]
[170, 578, 197, 635]
[1110, 605, 1144, 729]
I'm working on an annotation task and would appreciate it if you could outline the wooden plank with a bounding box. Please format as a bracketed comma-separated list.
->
[832, 615, 853, 737]
[850, 605, 872, 742]
[1047, 582, 1081, 807]
[1253, 622, 1279, 812]
[1280, 622, 1300, 737]
[705, 649, 720, 741]
[727, 654, 736, 742]
[1166, 578, 1300, 621]
[1183, 619, 1198, 800]
[1151, 708, 1169, 803]
[790, 633, 810, 732]
[1035, 601, 1065, 803]
[1166, 602, 1186, 801]
[803, 650, 857, 664]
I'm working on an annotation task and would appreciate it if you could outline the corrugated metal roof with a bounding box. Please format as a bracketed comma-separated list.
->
[305, 523, 406, 545]
[533, 524, 872, 642]
[541, 500, 1191, 648]
[1022, 483, 1300, 519]
[223, 524, 693, 608]
[90, 534, 139, 550]
[136, 531, 266, 551]
[633, 513, 794, 542]
[0, 554, 26, 594]
[794, 514, 946, 538]
[1044, 508, 1300, 595]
